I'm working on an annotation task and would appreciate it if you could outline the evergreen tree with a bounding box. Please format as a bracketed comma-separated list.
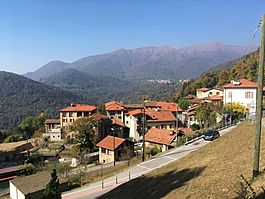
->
[43, 169, 61, 199]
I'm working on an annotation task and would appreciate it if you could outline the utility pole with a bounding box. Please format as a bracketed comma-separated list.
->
[253, 14, 265, 179]
[142, 102, 146, 162]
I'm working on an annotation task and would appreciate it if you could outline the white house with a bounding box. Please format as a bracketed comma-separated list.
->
[196, 88, 223, 99]
[223, 79, 258, 117]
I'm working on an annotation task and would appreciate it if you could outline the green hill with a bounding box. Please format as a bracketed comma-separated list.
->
[0, 71, 87, 130]
[179, 50, 259, 96]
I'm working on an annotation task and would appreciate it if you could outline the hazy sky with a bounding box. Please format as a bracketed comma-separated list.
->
[0, 0, 264, 74]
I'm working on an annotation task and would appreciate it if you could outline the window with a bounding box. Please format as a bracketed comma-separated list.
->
[77, 112, 82, 117]
[118, 116, 122, 119]
[69, 112, 74, 117]
[63, 119, 67, 122]
[217, 92, 220, 95]
[84, 112, 89, 117]
[228, 92, 232, 98]
[245, 92, 253, 99]
[209, 92, 212, 95]
[102, 148, 106, 154]
[63, 112, 67, 117]
[126, 121, 129, 124]
[161, 125, 164, 129]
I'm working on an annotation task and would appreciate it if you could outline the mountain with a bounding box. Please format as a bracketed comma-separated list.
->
[41, 68, 178, 105]
[179, 50, 259, 96]
[24, 61, 69, 81]
[24, 43, 257, 81]
[41, 68, 129, 89]
[0, 71, 88, 130]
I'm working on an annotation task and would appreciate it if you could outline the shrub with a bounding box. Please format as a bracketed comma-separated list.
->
[191, 124, 200, 131]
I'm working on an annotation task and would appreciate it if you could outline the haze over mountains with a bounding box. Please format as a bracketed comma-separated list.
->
[24, 42, 257, 81]
[0, 42, 258, 130]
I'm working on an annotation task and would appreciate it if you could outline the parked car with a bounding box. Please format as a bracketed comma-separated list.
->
[203, 130, 220, 141]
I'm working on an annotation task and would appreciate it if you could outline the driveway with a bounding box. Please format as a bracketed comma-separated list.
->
[62, 126, 236, 199]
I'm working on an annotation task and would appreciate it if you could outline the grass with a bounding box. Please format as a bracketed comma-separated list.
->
[99, 122, 265, 199]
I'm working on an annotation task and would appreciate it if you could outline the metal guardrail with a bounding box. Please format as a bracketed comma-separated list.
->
[184, 121, 240, 145]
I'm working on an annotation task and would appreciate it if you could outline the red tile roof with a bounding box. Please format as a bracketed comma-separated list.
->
[155, 101, 183, 112]
[123, 104, 143, 109]
[127, 109, 144, 116]
[223, 79, 258, 89]
[44, 119, 60, 124]
[177, 128, 193, 136]
[145, 109, 176, 123]
[202, 95, 223, 101]
[96, 135, 125, 150]
[145, 101, 183, 112]
[145, 128, 176, 145]
[60, 104, 97, 112]
[191, 98, 204, 104]
[197, 88, 209, 91]
[112, 119, 126, 127]
[91, 114, 108, 121]
[105, 101, 125, 111]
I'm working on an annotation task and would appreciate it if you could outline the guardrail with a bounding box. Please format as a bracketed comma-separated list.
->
[184, 121, 240, 145]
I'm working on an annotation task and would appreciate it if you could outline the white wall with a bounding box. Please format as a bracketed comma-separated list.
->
[223, 88, 257, 114]
[125, 115, 140, 141]
[10, 181, 25, 199]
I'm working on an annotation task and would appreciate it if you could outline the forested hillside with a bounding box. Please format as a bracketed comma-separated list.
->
[0, 71, 88, 130]
[179, 50, 259, 97]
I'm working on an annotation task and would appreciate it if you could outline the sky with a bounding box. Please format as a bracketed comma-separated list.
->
[0, 0, 265, 74]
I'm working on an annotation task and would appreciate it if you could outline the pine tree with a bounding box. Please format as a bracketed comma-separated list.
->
[43, 169, 61, 199]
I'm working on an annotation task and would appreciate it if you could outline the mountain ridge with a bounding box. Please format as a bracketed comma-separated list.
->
[24, 42, 257, 81]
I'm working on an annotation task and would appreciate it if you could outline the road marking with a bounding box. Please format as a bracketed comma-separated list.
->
[164, 156, 176, 160]
[137, 164, 152, 170]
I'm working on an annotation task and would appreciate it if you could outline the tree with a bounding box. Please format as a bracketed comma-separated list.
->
[70, 117, 102, 159]
[43, 169, 61, 199]
[176, 98, 192, 110]
[224, 102, 247, 120]
[120, 146, 133, 166]
[97, 104, 107, 115]
[195, 102, 222, 128]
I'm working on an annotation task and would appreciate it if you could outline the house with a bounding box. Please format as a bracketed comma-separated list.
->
[43, 119, 61, 141]
[124, 108, 179, 141]
[223, 79, 259, 117]
[90, 113, 112, 138]
[145, 109, 178, 130]
[145, 128, 176, 152]
[59, 103, 97, 128]
[9, 171, 68, 199]
[44, 119, 60, 133]
[0, 140, 33, 162]
[186, 105, 200, 128]
[145, 101, 183, 119]
[196, 88, 223, 99]
[111, 119, 130, 138]
[96, 135, 133, 164]
[105, 101, 125, 122]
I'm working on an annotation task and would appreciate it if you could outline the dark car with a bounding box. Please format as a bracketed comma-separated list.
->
[203, 130, 220, 141]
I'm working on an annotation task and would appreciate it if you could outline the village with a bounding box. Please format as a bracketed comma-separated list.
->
[0, 78, 263, 199]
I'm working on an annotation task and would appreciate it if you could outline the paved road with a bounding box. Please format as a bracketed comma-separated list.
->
[62, 126, 236, 199]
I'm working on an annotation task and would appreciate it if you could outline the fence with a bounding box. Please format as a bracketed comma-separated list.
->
[184, 121, 240, 145]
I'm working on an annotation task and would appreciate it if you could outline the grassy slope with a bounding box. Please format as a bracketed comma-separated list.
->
[99, 122, 265, 199]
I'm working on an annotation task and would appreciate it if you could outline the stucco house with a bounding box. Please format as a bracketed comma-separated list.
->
[43, 119, 61, 141]
[59, 103, 97, 128]
[223, 79, 259, 118]
[9, 171, 68, 199]
[145, 128, 176, 152]
[96, 135, 133, 164]
[196, 88, 223, 99]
